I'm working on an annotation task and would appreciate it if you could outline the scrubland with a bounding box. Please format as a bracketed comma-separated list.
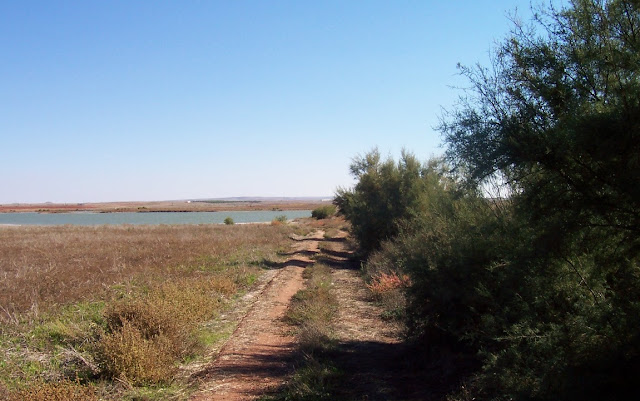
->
[0, 223, 292, 400]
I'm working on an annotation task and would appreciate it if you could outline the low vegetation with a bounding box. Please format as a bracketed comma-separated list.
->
[285, 264, 337, 352]
[272, 215, 289, 225]
[364, 268, 410, 321]
[2, 379, 98, 401]
[269, 263, 340, 401]
[0, 224, 288, 314]
[0, 224, 291, 399]
[100, 275, 237, 385]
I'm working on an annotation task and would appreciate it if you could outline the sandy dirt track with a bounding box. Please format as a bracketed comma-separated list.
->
[189, 230, 324, 400]
[188, 226, 425, 400]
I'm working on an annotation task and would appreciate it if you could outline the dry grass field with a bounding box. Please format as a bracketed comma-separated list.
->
[0, 223, 295, 399]
[0, 224, 291, 315]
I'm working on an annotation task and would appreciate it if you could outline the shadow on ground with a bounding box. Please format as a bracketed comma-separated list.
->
[190, 344, 298, 399]
[314, 255, 360, 270]
[316, 231, 436, 400]
[326, 340, 436, 401]
[261, 232, 358, 270]
[255, 255, 316, 269]
[191, 344, 295, 382]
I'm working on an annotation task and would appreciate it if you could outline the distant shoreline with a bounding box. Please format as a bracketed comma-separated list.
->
[0, 199, 331, 214]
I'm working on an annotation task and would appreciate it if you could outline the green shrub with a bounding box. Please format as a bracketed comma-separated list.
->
[433, 0, 640, 398]
[223, 216, 234, 225]
[335, 149, 453, 257]
[311, 205, 336, 219]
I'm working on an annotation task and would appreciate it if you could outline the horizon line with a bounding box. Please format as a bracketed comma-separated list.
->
[1, 196, 335, 205]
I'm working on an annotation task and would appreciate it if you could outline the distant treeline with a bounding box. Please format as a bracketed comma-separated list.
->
[336, 1, 640, 400]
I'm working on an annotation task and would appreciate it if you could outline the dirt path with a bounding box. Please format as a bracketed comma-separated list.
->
[189, 230, 325, 401]
[319, 233, 428, 400]
[190, 227, 425, 400]
[330, 265, 428, 400]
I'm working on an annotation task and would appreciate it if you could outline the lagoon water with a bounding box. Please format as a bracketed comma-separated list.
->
[0, 210, 312, 226]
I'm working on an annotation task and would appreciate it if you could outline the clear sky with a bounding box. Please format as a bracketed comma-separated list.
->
[1, 0, 533, 203]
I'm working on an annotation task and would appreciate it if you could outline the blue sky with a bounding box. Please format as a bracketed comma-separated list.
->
[1, 1, 533, 203]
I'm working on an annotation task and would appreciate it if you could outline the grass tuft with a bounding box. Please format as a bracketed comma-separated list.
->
[285, 265, 336, 338]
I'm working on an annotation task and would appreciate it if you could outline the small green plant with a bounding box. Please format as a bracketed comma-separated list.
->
[311, 205, 336, 219]
[223, 216, 234, 225]
[266, 355, 340, 401]
[271, 215, 288, 225]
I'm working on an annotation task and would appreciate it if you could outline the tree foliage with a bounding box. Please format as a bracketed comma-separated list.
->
[438, 3, 640, 396]
[442, 0, 640, 238]
[334, 149, 453, 257]
[339, 1, 640, 399]
[311, 204, 337, 219]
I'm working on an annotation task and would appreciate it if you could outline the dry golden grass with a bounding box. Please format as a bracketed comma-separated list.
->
[0, 224, 290, 317]
[5, 379, 98, 401]
[99, 276, 240, 384]
[0, 223, 294, 398]
[99, 319, 177, 385]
